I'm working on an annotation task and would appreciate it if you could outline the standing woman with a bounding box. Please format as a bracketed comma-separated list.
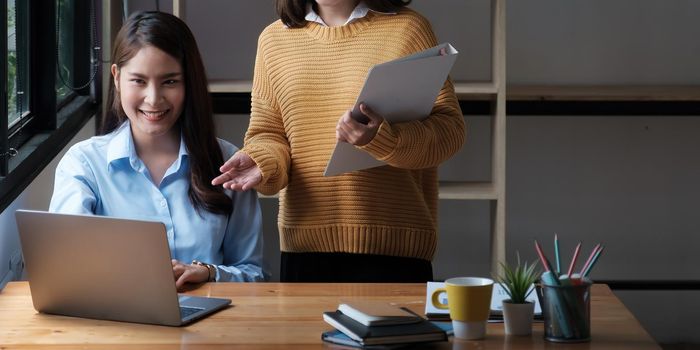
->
[50, 12, 265, 289]
[213, 1, 464, 282]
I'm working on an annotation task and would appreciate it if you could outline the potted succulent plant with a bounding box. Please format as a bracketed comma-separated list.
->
[494, 253, 540, 336]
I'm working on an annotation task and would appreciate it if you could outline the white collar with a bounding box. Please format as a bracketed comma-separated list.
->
[304, 1, 396, 27]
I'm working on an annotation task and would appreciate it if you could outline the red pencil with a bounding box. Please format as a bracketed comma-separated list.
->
[579, 243, 601, 276]
[534, 240, 554, 273]
[566, 242, 582, 277]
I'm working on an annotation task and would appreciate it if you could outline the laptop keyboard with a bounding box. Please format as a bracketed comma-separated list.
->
[180, 306, 204, 319]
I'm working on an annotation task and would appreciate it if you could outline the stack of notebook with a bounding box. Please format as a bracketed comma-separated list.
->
[322, 301, 448, 348]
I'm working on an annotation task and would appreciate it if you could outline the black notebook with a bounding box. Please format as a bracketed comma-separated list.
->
[322, 310, 447, 346]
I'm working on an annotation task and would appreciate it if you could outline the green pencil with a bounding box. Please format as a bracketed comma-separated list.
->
[554, 233, 561, 275]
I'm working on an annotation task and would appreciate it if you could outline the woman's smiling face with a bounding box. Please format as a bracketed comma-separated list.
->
[111, 45, 185, 143]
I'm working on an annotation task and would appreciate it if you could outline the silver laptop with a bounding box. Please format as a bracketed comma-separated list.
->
[15, 209, 231, 326]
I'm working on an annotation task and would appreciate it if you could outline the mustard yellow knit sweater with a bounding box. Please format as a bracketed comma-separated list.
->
[242, 8, 465, 261]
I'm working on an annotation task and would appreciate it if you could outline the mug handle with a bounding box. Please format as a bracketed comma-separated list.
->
[431, 288, 449, 309]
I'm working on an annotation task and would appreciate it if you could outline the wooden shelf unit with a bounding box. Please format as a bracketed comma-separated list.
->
[186, 1, 700, 278]
[182, 0, 508, 277]
[200, 1, 508, 277]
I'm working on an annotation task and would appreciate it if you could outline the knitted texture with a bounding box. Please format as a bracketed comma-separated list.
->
[242, 8, 465, 260]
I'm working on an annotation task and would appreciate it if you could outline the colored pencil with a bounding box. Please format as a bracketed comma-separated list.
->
[554, 233, 561, 275]
[566, 242, 582, 277]
[579, 243, 601, 276]
[534, 240, 555, 274]
[582, 245, 605, 277]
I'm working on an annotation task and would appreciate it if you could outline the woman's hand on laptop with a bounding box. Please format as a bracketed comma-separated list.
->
[172, 259, 209, 291]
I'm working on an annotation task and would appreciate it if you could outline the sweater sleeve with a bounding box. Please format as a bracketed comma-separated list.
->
[358, 78, 464, 169]
[358, 15, 465, 169]
[241, 31, 291, 195]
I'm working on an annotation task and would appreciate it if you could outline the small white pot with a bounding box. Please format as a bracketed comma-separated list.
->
[502, 300, 535, 336]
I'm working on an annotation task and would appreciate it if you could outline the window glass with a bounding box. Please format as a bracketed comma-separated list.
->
[7, 0, 28, 127]
[56, 0, 75, 103]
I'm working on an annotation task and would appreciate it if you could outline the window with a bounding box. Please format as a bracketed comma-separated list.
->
[56, 0, 75, 104]
[0, 0, 98, 212]
[7, 0, 29, 128]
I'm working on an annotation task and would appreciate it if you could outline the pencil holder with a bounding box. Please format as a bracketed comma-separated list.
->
[537, 281, 591, 343]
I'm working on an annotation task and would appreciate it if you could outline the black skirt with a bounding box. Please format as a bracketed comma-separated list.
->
[280, 252, 433, 283]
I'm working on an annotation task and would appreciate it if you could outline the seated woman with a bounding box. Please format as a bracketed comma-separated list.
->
[50, 11, 265, 289]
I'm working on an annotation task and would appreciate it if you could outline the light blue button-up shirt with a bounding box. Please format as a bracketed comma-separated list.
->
[49, 121, 265, 282]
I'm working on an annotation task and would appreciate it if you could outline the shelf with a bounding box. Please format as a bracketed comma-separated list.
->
[454, 82, 498, 100]
[257, 181, 499, 200]
[209, 80, 252, 94]
[508, 85, 700, 101]
[209, 80, 499, 99]
[439, 181, 498, 200]
[209, 81, 700, 102]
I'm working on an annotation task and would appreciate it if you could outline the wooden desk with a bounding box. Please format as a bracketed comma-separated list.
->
[0, 282, 659, 349]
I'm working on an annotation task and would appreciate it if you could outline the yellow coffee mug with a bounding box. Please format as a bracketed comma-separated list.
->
[431, 277, 494, 322]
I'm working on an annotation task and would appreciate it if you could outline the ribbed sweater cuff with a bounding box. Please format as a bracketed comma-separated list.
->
[242, 144, 277, 184]
[358, 120, 398, 161]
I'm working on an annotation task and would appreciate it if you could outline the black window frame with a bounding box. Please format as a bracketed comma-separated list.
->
[0, 0, 99, 214]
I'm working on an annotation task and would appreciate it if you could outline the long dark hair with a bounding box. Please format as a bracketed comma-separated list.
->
[103, 11, 232, 215]
[276, 0, 412, 28]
